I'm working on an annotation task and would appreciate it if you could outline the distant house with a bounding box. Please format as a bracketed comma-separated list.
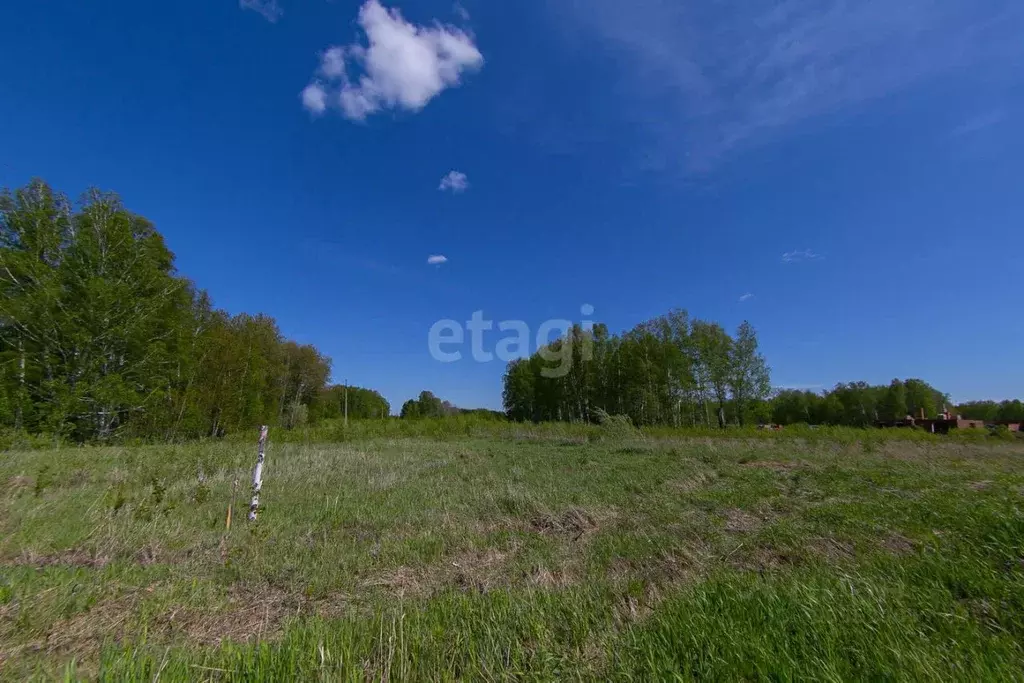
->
[875, 408, 1020, 434]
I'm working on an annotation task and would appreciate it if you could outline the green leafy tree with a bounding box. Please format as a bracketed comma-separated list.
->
[312, 385, 390, 421]
[501, 310, 773, 429]
[0, 179, 338, 441]
[956, 401, 1000, 421]
[905, 378, 945, 419]
[401, 391, 448, 419]
[692, 321, 732, 428]
[728, 321, 771, 426]
[813, 393, 845, 425]
[502, 358, 535, 422]
[879, 378, 908, 421]
[772, 390, 814, 425]
[996, 399, 1024, 423]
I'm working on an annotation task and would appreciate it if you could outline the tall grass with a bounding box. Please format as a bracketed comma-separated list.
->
[95, 554, 1024, 681]
[8, 412, 1011, 453]
[268, 415, 965, 447]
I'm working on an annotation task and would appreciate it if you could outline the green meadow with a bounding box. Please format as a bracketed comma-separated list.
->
[2, 425, 1023, 680]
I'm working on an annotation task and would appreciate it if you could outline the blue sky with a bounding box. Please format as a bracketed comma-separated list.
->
[2, 0, 1022, 411]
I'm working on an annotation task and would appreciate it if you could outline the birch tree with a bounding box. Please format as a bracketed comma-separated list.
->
[727, 321, 771, 426]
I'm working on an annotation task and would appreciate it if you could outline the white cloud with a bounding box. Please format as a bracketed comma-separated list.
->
[320, 47, 347, 79]
[300, 0, 484, 120]
[438, 170, 469, 193]
[427, 254, 449, 265]
[739, 292, 754, 302]
[782, 249, 822, 264]
[239, 0, 282, 23]
[951, 109, 1008, 137]
[561, 0, 1024, 168]
[454, 3, 470, 21]
[301, 84, 328, 115]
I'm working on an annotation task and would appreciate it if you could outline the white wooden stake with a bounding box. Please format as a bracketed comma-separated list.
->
[248, 425, 268, 521]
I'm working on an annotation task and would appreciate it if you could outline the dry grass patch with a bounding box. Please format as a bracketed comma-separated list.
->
[43, 593, 140, 656]
[449, 547, 515, 592]
[723, 508, 763, 534]
[5, 475, 34, 492]
[530, 506, 617, 542]
[364, 566, 425, 597]
[11, 582, 317, 672]
[615, 593, 655, 625]
[172, 585, 306, 646]
[3, 548, 110, 569]
[667, 471, 717, 493]
[528, 565, 575, 589]
[531, 508, 595, 540]
[729, 544, 791, 572]
[365, 544, 520, 598]
[806, 536, 856, 563]
[880, 533, 916, 556]
[740, 460, 803, 473]
[607, 549, 704, 587]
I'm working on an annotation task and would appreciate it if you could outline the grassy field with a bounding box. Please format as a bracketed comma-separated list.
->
[2, 427, 1024, 680]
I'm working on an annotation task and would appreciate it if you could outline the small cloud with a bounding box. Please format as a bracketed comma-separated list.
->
[951, 109, 1007, 137]
[319, 47, 347, 79]
[782, 249, 822, 264]
[300, 0, 484, 120]
[438, 170, 469, 193]
[239, 0, 282, 22]
[427, 254, 448, 265]
[301, 84, 328, 115]
[738, 292, 754, 302]
[454, 3, 470, 21]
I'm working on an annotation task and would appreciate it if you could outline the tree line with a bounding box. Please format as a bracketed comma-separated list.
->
[399, 390, 504, 420]
[951, 399, 1024, 424]
[772, 382, 1024, 427]
[771, 379, 949, 427]
[500, 311, 1022, 429]
[0, 179, 385, 442]
[400, 391, 458, 419]
[502, 310, 771, 427]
